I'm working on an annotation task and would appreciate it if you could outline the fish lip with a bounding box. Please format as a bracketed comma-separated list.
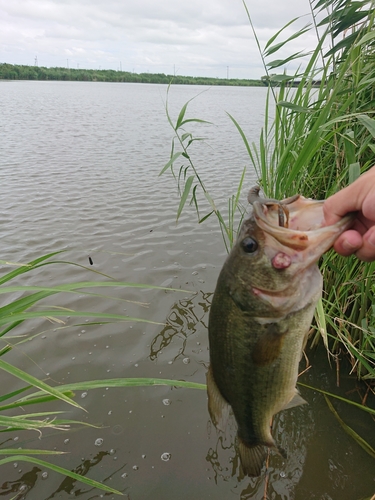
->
[252, 198, 355, 250]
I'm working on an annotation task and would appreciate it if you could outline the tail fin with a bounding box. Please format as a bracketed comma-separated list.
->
[238, 438, 287, 477]
[238, 438, 268, 477]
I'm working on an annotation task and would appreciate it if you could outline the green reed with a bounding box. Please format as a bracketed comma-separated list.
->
[161, 85, 247, 253]
[240, 0, 375, 380]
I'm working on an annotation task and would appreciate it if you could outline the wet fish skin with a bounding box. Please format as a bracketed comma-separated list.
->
[207, 192, 354, 477]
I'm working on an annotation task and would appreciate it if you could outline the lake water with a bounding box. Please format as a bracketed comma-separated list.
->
[0, 81, 374, 499]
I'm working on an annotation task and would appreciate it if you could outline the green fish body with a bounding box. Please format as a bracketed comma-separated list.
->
[207, 190, 354, 476]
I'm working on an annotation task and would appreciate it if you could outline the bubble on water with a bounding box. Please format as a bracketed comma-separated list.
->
[142, 454, 146, 459]
[168, 361, 173, 365]
[280, 471, 286, 478]
[162, 399, 171, 406]
[41, 335, 46, 339]
[134, 363, 138, 367]
[121, 473, 128, 478]
[161, 452, 171, 462]
[192, 271, 198, 276]
[112, 424, 123, 435]
[182, 357, 190, 364]
[108, 410, 112, 415]
[13, 463, 18, 468]
[81, 392, 88, 399]
[72, 356, 76, 360]
[19, 485, 27, 493]
[13, 437, 19, 442]
[132, 465, 139, 470]
[94, 438, 104, 446]
[41, 471, 48, 479]
[64, 438, 70, 445]
[81, 329, 86, 334]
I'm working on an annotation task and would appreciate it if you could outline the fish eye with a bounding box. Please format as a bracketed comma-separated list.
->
[241, 237, 258, 253]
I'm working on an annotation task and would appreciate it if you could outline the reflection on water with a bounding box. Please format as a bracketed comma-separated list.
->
[0, 467, 40, 498]
[0, 452, 129, 500]
[205, 402, 313, 499]
[149, 291, 212, 362]
[44, 452, 125, 499]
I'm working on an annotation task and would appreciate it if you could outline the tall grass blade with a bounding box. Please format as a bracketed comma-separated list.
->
[324, 395, 375, 459]
[0, 359, 84, 411]
[19, 378, 207, 404]
[298, 382, 375, 416]
[177, 175, 195, 221]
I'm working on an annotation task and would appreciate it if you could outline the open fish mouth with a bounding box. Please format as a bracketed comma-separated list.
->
[249, 187, 355, 252]
[247, 187, 356, 271]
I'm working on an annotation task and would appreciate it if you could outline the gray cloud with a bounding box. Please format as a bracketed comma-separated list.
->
[0, 0, 318, 78]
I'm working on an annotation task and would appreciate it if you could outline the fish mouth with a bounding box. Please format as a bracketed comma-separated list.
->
[252, 195, 355, 265]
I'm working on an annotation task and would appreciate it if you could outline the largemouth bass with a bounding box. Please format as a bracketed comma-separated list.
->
[207, 187, 354, 476]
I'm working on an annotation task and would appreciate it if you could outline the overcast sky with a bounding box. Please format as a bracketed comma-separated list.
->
[0, 0, 319, 79]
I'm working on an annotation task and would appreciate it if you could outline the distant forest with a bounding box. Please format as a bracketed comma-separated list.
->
[0, 63, 265, 87]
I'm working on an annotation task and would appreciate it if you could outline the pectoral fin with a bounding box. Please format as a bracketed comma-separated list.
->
[206, 366, 230, 432]
[282, 390, 307, 411]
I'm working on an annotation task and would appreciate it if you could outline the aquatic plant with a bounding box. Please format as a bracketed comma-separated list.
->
[161, 0, 375, 381]
[161, 86, 247, 253]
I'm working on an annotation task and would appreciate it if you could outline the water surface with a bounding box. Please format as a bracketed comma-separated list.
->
[0, 81, 373, 499]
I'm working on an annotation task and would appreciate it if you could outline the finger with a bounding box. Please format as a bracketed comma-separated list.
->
[332, 230, 363, 256]
[355, 226, 375, 262]
[323, 168, 375, 225]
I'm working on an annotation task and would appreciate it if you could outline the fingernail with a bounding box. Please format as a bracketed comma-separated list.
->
[342, 239, 359, 251]
[367, 232, 375, 247]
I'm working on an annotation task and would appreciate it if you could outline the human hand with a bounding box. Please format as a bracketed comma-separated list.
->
[323, 167, 375, 262]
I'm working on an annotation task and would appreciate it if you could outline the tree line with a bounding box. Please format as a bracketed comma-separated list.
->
[0, 63, 264, 87]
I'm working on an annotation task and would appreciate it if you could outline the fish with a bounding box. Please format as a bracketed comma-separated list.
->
[207, 187, 354, 477]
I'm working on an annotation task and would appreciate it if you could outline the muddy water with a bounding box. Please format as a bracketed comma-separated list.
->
[0, 81, 373, 499]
